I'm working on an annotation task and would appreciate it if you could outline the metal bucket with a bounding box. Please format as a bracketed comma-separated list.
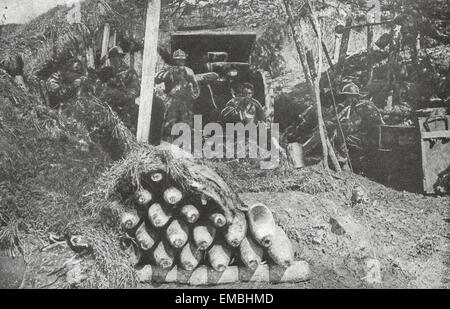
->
[287, 142, 305, 169]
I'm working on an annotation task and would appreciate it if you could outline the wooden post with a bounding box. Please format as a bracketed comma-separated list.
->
[101, 23, 111, 66]
[129, 28, 136, 70]
[111, 31, 117, 48]
[366, 25, 374, 85]
[366, 13, 375, 86]
[337, 16, 352, 70]
[86, 38, 95, 69]
[136, 0, 161, 143]
[312, 15, 329, 170]
[333, 34, 340, 63]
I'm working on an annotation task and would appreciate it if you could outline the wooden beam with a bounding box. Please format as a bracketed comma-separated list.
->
[86, 38, 95, 69]
[333, 34, 341, 63]
[136, 0, 161, 143]
[338, 17, 353, 70]
[366, 13, 375, 86]
[366, 24, 374, 85]
[101, 23, 111, 66]
[110, 31, 117, 48]
[421, 131, 450, 140]
[312, 15, 329, 170]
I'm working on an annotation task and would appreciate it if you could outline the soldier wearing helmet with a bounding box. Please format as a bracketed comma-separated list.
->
[156, 49, 200, 142]
[338, 82, 383, 128]
[106, 46, 140, 97]
[336, 82, 384, 172]
[100, 46, 141, 133]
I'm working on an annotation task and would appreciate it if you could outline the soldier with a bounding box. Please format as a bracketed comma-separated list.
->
[337, 82, 384, 172]
[106, 46, 140, 101]
[46, 59, 86, 110]
[156, 49, 200, 142]
[221, 83, 265, 125]
[101, 46, 141, 133]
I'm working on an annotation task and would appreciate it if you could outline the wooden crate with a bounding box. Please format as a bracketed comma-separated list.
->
[416, 109, 450, 194]
[378, 125, 416, 150]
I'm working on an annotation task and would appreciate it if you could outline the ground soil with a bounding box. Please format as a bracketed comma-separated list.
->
[5, 156, 447, 289]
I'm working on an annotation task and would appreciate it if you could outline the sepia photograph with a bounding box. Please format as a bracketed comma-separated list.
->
[0, 0, 449, 293]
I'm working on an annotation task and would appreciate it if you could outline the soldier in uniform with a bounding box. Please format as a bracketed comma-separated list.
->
[101, 46, 141, 133]
[105, 46, 140, 101]
[221, 83, 265, 125]
[46, 59, 87, 110]
[336, 82, 384, 172]
[155, 49, 200, 142]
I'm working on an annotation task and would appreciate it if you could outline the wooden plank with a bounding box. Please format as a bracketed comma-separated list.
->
[101, 23, 111, 66]
[333, 34, 340, 63]
[338, 17, 353, 69]
[421, 131, 450, 140]
[86, 43, 95, 69]
[420, 138, 429, 193]
[137, 261, 311, 285]
[366, 25, 374, 85]
[136, 0, 161, 143]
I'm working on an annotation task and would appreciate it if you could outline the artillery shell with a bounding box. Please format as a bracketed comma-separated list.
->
[224, 211, 247, 247]
[148, 203, 172, 228]
[135, 223, 157, 251]
[135, 188, 153, 206]
[193, 225, 216, 250]
[153, 241, 175, 269]
[208, 244, 232, 272]
[209, 213, 227, 228]
[166, 219, 189, 249]
[247, 203, 277, 248]
[150, 172, 164, 183]
[120, 210, 140, 231]
[180, 204, 200, 224]
[163, 187, 183, 205]
[180, 241, 203, 271]
[239, 236, 263, 270]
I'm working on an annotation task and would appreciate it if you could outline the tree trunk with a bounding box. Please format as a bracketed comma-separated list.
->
[136, 0, 161, 143]
[282, 0, 329, 169]
[282, 0, 314, 91]
[312, 15, 329, 170]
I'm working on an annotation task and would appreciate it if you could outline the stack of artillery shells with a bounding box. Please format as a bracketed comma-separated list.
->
[119, 172, 298, 285]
